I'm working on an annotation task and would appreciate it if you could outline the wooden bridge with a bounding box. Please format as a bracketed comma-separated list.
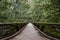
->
[9, 23, 50, 40]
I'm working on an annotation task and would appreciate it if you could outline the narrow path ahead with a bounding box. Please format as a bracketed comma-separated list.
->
[10, 23, 50, 40]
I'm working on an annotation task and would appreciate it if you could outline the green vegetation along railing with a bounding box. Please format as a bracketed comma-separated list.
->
[0, 22, 28, 39]
[33, 22, 60, 40]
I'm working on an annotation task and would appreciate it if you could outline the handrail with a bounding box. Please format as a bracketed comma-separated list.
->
[32, 22, 60, 24]
[0, 22, 60, 24]
[0, 22, 28, 24]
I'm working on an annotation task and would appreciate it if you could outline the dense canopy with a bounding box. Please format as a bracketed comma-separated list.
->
[0, 0, 60, 23]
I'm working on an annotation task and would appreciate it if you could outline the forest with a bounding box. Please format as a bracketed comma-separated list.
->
[0, 0, 60, 23]
[0, 0, 60, 39]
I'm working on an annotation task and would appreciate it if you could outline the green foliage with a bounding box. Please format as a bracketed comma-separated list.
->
[0, 23, 27, 38]
[0, 0, 60, 23]
[41, 25, 60, 38]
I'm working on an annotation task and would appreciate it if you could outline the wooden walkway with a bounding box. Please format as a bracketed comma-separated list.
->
[10, 23, 50, 40]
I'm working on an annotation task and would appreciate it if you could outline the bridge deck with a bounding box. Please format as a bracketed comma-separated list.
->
[10, 23, 50, 40]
